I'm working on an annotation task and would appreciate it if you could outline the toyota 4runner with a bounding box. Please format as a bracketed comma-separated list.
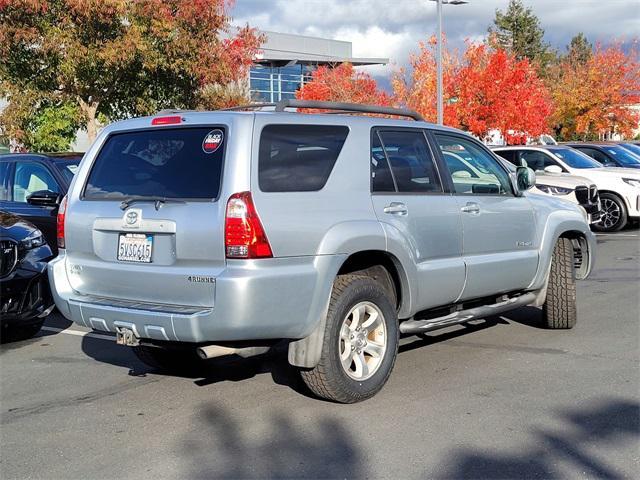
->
[49, 100, 595, 403]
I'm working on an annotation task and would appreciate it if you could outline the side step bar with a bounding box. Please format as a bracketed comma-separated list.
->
[399, 292, 537, 335]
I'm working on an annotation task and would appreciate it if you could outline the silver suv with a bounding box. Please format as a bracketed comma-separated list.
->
[49, 100, 596, 403]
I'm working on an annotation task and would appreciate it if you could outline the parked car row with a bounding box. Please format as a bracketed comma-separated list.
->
[493, 144, 640, 232]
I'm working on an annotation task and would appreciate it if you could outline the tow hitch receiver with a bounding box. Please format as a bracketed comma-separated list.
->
[115, 326, 140, 346]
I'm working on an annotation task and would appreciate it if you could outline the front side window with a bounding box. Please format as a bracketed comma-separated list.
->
[13, 162, 59, 202]
[601, 146, 640, 166]
[519, 150, 559, 171]
[435, 134, 512, 195]
[259, 124, 348, 192]
[375, 130, 442, 193]
[85, 127, 226, 200]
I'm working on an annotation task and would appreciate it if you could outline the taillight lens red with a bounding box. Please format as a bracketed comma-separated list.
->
[151, 115, 182, 126]
[57, 195, 67, 249]
[225, 192, 273, 259]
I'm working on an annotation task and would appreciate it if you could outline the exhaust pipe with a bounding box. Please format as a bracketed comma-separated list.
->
[197, 344, 271, 360]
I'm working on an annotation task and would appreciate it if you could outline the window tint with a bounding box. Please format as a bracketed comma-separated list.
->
[13, 162, 59, 202]
[85, 127, 225, 200]
[371, 134, 395, 192]
[376, 130, 442, 193]
[494, 150, 517, 165]
[553, 148, 603, 168]
[575, 147, 609, 164]
[0, 162, 10, 201]
[435, 134, 512, 195]
[53, 159, 80, 184]
[519, 150, 559, 171]
[259, 125, 348, 192]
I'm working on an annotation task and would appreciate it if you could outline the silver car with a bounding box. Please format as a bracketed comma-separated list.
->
[49, 100, 596, 403]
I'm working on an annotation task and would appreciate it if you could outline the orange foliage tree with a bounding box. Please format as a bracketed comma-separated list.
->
[296, 63, 391, 107]
[0, 0, 263, 142]
[550, 42, 640, 140]
[455, 43, 553, 144]
[391, 36, 461, 126]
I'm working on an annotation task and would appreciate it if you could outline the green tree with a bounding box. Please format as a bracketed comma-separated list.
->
[0, 0, 263, 143]
[489, 0, 550, 67]
[0, 85, 81, 151]
[566, 33, 593, 67]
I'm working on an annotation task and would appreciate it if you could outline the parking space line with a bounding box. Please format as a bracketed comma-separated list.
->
[40, 326, 114, 341]
[595, 234, 638, 237]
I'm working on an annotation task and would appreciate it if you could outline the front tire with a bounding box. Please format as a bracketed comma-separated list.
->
[594, 193, 627, 232]
[542, 237, 577, 329]
[301, 274, 399, 403]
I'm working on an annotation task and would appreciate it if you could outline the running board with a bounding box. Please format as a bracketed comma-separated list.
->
[399, 292, 537, 335]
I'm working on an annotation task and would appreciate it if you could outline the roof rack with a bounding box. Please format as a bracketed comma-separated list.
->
[221, 100, 425, 121]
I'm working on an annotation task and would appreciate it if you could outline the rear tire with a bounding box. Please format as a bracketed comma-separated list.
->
[132, 345, 203, 373]
[300, 274, 399, 403]
[594, 193, 627, 232]
[542, 237, 577, 329]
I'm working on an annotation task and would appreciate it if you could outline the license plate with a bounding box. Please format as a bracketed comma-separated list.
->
[117, 233, 153, 263]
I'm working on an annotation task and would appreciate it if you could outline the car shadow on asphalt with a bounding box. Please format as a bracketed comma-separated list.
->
[79, 336, 315, 398]
[433, 398, 639, 479]
[77, 306, 549, 400]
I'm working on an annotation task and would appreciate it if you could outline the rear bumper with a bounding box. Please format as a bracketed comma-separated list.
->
[49, 253, 344, 343]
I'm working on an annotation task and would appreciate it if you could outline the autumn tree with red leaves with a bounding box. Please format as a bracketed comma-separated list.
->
[392, 36, 461, 126]
[296, 63, 391, 107]
[550, 42, 640, 140]
[456, 43, 553, 144]
[0, 0, 263, 144]
[393, 39, 552, 144]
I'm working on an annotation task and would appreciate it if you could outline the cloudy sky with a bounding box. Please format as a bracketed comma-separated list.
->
[232, 0, 640, 78]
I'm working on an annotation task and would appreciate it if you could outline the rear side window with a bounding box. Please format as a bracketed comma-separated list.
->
[84, 127, 226, 200]
[259, 125, 348, 192]
[375, 130, 443, 193]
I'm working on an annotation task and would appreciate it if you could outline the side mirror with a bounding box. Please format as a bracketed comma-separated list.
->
[515, 166, 536, 194]
[26, 190, 61, 207]
[452, 170, 472, 179]
[544, 165, 563, 174]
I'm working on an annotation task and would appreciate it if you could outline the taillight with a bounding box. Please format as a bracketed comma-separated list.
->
[57, 195, 67, 249]
[225, 192, 272, 259]
[151, 115, 182, 126]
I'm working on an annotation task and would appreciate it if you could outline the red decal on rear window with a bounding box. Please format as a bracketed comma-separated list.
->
[202, 129, 224, 154]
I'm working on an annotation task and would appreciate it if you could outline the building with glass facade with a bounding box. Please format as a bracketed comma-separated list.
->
[250, 31, 388, 103]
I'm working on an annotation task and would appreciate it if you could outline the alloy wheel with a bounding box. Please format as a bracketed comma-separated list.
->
[600, 198, 621, 230]
[338, 301, 387, 381]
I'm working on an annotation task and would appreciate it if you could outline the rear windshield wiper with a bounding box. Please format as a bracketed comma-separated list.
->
[120, 197, 186, 211]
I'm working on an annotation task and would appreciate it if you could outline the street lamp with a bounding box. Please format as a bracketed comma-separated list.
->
[429, 0, 468, 125]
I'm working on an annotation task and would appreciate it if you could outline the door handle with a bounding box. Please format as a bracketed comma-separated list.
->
[460, 202, 480, 214]
[383, 202, 408, 215]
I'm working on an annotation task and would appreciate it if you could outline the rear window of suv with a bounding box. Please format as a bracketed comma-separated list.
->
[84, 127, 226, 200]
[259, 124, 349, 192]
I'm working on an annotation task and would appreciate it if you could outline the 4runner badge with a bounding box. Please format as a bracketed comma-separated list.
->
[202, 129, 223, 154]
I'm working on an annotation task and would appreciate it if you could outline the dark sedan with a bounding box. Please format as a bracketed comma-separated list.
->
[0, 153, 82, 254]
[1, 210, 54, 341]
[566, 143, 640, 169]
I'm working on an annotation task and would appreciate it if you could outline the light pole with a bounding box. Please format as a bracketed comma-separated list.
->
[430, 0, 468, 125]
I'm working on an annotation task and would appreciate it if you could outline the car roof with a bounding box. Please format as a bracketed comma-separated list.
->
[492, 145, 572, 151]
[0, 152, 83, 161]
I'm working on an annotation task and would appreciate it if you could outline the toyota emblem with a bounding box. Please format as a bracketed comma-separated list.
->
[125, 211, 138, 225]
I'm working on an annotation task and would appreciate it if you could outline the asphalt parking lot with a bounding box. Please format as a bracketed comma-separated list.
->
[1, 231, 638, 479]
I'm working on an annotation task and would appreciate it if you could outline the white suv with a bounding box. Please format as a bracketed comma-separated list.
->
[494, 145, 640, 231]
